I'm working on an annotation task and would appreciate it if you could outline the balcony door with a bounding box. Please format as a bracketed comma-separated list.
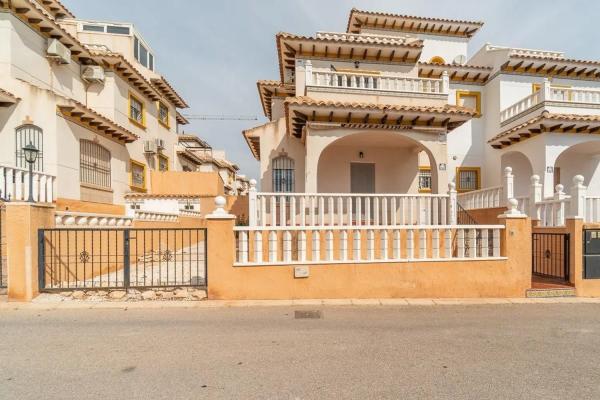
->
[350, 162, 375, 193]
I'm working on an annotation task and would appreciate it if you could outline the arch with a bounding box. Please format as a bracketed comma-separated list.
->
[554, 140, 600, 196]
[316, 130, 441, 193]
[272, 154, 295, 192]
[80, 139, 111, 188]
[429, 56, 446, 64]
[500, 150, 533, 197]
[15, 124, 43, 171]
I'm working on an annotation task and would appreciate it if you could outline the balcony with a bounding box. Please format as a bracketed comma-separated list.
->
[309, 70, 449, 97]
[500, 80, 600, 125]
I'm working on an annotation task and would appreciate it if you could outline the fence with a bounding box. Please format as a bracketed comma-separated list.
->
[250, 192, 455, 227]
[233, 225, 503, 266]
[458, 167, 513, 210]
[0, 165, 56, 203]
[532, 233, 570, 281]
[0, 204, 5, 288]
[38, 228, 207, 290]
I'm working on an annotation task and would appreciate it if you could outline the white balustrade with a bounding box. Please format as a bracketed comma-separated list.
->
[134, 210, 179, 222]
[234, 225, 505, 266]
[458, 186, 503, 209]
[251, 193, 453, 227]
[55, 211, 133, 227]
[311, 71, 448, 95]
[500, 91, 542, 123]
[0, 165, 56, 203]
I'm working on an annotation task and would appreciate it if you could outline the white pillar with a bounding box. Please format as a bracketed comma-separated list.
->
[529, 175, 543, 220]
[569, 175, 586, 219]
[248, 179, 257, 226]
[447, 183, 457, 225]
[502, 166, 514, 207]
[441, 70, 449, 94]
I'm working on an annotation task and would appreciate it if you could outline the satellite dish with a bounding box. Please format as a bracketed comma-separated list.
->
[453, 55, 467, 65]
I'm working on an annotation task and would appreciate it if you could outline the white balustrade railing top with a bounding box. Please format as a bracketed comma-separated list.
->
[234, 225, 504, 266]
[458, 186, 503, 210]
[0, 164, 56, 203]
[134, 210, 179, 222]
[55, 211, 133, 227]
[311, 71, 448, 95]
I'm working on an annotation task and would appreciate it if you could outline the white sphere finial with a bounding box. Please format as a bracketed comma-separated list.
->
[215, 195, 226, 208]
[448, 182, 456, 190]
[508, 198, 518, 209]
[504, 166, 512, 174]
[555, 184, 564, 193]
[573, 175, 584, 185]
[249, 179, 257, 189]
[531, 175, 540, 184]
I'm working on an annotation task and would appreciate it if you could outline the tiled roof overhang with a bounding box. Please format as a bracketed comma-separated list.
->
[277, 32, 423, 82]
[257, 80, 295, 119]
[95, 53, 161, 101]
[501, 55, 600, 81]
[57, 101, 138, 144]
[346, 8, 483, 38]
[489, 111, 600, 149]
[178, 134, 211, 148]
[418, 62, 492, 84]
[242, 124, 270, 161]
[38, 0, 75, 19]
[124, 193, 202, 200]
[176, 149, 205, 165]
[284, 96, 475, 138]
[151, 77, 189, 108]
[176, 111, 190, 125]
[7, 0, 94, 64]
[0, 88, 20, 107]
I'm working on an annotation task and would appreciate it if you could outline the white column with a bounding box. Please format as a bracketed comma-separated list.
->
[502, 167, 514, 207]
[447, 183, 457, 225]
[569, 175, 586, 219]
[441, 70, 450, 94]
[529, 175, 543, 220]
[248, 179, 258, 226]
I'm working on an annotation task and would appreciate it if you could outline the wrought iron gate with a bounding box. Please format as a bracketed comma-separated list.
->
[38, 228, 207, 291]
[532, 233, 570, 281]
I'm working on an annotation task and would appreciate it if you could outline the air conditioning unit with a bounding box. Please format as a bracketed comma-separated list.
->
[47, 39, 71, 64]
[155, 138, 165, 150]
[144, 140, 157, 154]
[81, 66, 105, 84]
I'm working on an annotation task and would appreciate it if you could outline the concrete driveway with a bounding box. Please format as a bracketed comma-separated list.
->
[1, 303, 600, 399]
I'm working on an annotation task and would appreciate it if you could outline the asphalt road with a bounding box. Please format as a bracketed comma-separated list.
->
[2, 304, 600, 399]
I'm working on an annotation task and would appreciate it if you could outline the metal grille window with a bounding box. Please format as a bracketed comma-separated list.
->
[129, 94, 144, 125]
[80, 140, 111, 188]
[130, 160, 146, 190]
[457, 168, 480, 192]
[158, 102, 169, 127]
[158, 154, 169, 172]
[418, 168, 432, 192]
[272, 156, 294, 192]
[16, 124, 44, 171]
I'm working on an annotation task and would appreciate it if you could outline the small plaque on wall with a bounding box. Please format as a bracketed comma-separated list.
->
[294, 266, 309, 278]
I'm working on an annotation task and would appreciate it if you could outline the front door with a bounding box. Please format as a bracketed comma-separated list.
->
[350, 163, 375, 194]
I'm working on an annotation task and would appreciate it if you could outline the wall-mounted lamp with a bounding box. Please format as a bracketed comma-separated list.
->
[439, 163, 447, 171]
[358, 151, 364, 159]
[354, 61, 360, 69]
[546, 166, 554, 173]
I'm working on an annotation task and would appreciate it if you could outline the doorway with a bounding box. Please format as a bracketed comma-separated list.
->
[350, 163, 375, 193]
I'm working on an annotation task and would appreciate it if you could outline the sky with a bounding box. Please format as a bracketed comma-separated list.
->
[63, 0, 600, 181]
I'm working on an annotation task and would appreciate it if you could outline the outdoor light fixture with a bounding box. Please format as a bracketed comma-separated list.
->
[22, 142, 39, 203]
[359, 151, 364, 159]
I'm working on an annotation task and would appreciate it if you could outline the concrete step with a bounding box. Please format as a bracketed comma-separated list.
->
[526, 288, 576, 298]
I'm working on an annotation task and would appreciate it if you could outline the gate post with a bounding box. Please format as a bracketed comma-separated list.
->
[205, 196, 236, 300]
[123, 229, 130, 288]
[5, 202, 55, 301]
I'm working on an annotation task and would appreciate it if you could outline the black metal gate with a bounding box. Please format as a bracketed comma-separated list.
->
[532, 233, 570, 281]
[0, 204, 6, 289]
[38, 228, 207, 291]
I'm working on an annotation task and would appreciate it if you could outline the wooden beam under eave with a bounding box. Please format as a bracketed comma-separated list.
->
[346, 112, 352, 123]
[328, 111, 333, 122]
[401, 51, 409, 62]
[28, 18, 42, 24]
[362, 48, 368, 60]
[560, 124, 576, 132]
[500, 140, 511, 146]
[529, 128, 542, 134]
[426, 116, 435, 126]
[380, 114, 388, 124]
[576, 125, 589, 133]
[548, 123, 562, 132]
[588, 126, 600, 133]
[376, 49, 382, 61]
[512, 60, 524, 70]
[491, 144, 502, 149]
[509, 137, 520, 143]
[535, 63, 546, 73]
[546, 64, 557, 75]
[411, 116, 420, 125]
[565, 66, 577, 76]
[363, 113, 370, 124]
[389, 50, 395, 62]
[519, 132, 532, 138]
[523, 63, 535, 73]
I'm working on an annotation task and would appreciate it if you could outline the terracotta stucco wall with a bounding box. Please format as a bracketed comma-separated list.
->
[149, 171, 224, 196]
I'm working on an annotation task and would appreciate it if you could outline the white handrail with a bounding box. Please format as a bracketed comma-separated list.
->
[134, 210, 179, 222]
[55, 211, 133, 227]
[0, 164, 56, 203]
[458, 186, 503, 209]
[500, 91, 541, 123]
[311, 71, 448, 94]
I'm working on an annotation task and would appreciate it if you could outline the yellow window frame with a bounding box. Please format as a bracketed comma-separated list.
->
[532, 82, 572, 100]
[128, 92, 146, 128]
[456, 90, 482, 117]
[429, 56, 446, 64]
[157, 101, 170, 129]
[456, 167, 481, 192]
[129, 159, 147, 191]
[157, 153, 169, 172]
[418, 166, 432, 193]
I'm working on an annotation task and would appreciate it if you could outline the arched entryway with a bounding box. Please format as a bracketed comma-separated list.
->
[555, 141, 600, 196]
[316, 131, 441, 194]
[501, 150, 533, 197]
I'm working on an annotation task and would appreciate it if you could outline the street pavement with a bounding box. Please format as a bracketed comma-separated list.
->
[2, 303, 600, 399]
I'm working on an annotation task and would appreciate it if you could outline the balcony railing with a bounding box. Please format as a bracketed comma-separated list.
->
[0, 165, 56, 203]
[500, 81, 600, 123]
[310, 71, 449, 95]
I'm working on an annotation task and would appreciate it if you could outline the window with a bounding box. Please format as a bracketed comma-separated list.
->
[80, 140, 111, 189]
[15, 124, 43, 172]
[82, 24, 104, 32]
[158, 102, 169, 128]
[272, 155, 294, 192]
[133, 35, 154, 71]
[429, 56, 446, 64]
[129, 93, 145, 127]
[418, 167, 432, 193]
[456, 167, 481, 192]
[456, 90, 482, 117]
[106, 25, 130, 35]
[130, 160, 146, 190]
[129, 202, 141, 210]
[158, 154, 169, 172]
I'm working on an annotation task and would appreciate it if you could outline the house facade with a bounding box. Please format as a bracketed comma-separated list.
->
[244, 8, 600, 202]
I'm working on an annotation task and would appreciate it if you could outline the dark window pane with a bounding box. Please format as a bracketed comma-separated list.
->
[82, 24, 104, 32]
[106, 25, 130, 35]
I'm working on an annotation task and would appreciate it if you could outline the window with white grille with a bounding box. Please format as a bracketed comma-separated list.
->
[80, 140, 111, 188]
[418, 168, 432, 192]
[272, 156, 294, 192]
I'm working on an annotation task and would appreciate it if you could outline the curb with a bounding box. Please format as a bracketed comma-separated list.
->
[2, 297, 600, 310]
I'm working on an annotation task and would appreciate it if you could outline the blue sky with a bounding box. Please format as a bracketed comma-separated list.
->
[63, 0, 600, 180]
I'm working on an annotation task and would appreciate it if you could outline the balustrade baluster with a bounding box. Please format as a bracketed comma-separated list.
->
[457, 229, 465, 258]
[367, 230, 375, 260]
[444, 228, 452, 258]
[319, 196, 325, 226]
[380, 230, 388, 260]
[290, 196, 296, 226]
[419, 229, 427, 259]
[353, 230, 361, 260]
[393, 230, 401, 259]
[239, 231, 248, 264]
[299, 196, 306, 226]
[432, 229, 440, 259]
[298, 231, 306, 262]
[268, 231, 277, 262]
[407, 229, 414, 259]
[255, 231, 263, 262]
[373, 197, 380, 226]
[270, 196, 277, 226]
[340, 230, 348, 261]
[391, 197, 397, 225]
[337, 197, 344, 226]
[328, 196, 335, 226]
[325, 230, 333, 261]
[312, 231, 320, 261]
[280, 195, 287, 227]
